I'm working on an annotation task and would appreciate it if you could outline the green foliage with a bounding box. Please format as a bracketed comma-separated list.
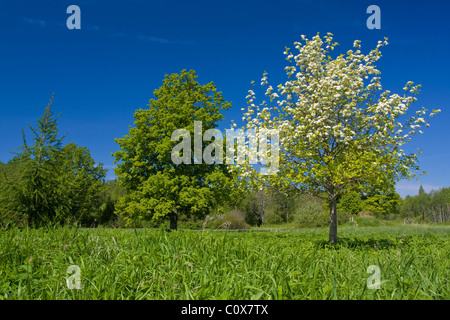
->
[361, 191, 401, 217]
[269, 186, 297, 223]
[337, 191, 363, 216]
[98, 180, 128, 226]
[295, 195, 329, 228]
[355, 216, 383, 227]
[242, 192, 263, 226]
[113, 70, 233, 228]
[265, 213, 286, 225]
[0, 159, 27, 227]
[177, 217, 204, 230]
[336, 190, 401, 218]
[208, 212, 250, 230]
[59, 142, 107, 226]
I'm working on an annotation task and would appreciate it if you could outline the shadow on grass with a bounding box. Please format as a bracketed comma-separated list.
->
[315, 237, 399, 250]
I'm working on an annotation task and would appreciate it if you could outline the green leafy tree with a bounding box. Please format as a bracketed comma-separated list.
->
[337, 190, 363, 216]
[361, 191, 401, 217]
[238, 33, 440, 243]
[270, 185, 297, 223]
[0, 158, 27, 226]
[113, 70, 233, 229]
[416, 185, 431, 222]
[60, 142, 107, 226]
[242, 188, 270, 226]
[98, 179, 128, 226]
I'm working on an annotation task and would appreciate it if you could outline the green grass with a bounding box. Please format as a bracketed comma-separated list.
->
[0, 225, 448, 300]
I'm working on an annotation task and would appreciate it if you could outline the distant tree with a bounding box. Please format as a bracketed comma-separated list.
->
[415, 185, 431, 222]
[254, 188, 270, 225]
[113, 70, 233, 229]
[337, 190, 363, 216]
[418, 185, 425, 195]
[98, 179, 128, 225]
[0, 158, 26, 226]
[361, 191, 401, 217]
[242, 194, 261, 226]
[60, 142, 107, 226]
[238, 33, 440, 243]
[270, 185, 297, 222]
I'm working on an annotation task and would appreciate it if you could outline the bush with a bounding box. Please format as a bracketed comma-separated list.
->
[336, 210, 352, 226]
[208, 212, 250, 230]
[179, 218, 204, 230]
[295, 198, 328, 228]
[265, 213, 286, 225]
[354, 216, 382, 227]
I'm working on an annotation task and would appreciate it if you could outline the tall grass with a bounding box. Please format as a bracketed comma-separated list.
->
[0, 225, 448, 299]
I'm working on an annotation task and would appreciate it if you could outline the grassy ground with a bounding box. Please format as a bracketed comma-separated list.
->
[0, 224, 448, 300]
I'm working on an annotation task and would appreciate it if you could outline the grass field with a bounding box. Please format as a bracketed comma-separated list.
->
[0, 224, 448, 300]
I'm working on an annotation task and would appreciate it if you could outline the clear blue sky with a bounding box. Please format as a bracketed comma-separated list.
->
[0, 0, 449, 198]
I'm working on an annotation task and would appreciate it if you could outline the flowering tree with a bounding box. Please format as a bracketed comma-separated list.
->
[240, 33, 440, 243]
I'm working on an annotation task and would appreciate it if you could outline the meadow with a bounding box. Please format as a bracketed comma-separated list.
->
[0, 224, 448, 300]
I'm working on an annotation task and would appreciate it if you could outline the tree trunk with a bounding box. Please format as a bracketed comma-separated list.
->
[285, 199, 289, 223]
[329, 197, 338, 244]
[257, 190, 266, 226]
[169, 209, 178, 230]
[28, 210, 34, 228]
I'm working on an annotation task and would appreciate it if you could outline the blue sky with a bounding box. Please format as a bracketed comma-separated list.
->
[0, 0, 449, 198]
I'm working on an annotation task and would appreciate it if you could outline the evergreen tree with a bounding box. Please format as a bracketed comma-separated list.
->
[16, 95, 68, 227]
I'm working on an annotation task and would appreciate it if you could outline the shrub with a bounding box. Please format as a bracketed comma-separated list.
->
[179, 218, 204, 230]
[208, 212, 250, 230]
[355, 216, 382, 227]
[295, 199, 328, 228]
[336, 210, 352, 225]
[265, 213, 286, 225]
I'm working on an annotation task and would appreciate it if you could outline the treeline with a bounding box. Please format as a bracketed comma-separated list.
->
[206, 185, 449, 229]
[178, 187, 406, 230]
[0, 96, 125, 228]
[399, 186, 450, 223]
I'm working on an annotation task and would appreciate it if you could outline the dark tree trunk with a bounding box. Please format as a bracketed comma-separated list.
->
[28, 210, 34, 228]
[329, 197, 338, 244]
[169, 209, 178, 230]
